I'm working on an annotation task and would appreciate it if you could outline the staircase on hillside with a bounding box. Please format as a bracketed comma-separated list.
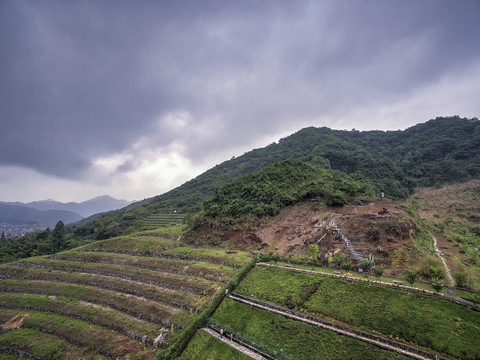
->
[332, 227, 363, 262]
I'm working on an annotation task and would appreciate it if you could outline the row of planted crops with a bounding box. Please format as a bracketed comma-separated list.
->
[0, 231, 252, 359]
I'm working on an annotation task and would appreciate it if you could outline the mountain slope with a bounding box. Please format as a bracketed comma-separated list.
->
[73, 116, 479, 233]
[3, 195, 134, 218]
[0, 204, 82, 226]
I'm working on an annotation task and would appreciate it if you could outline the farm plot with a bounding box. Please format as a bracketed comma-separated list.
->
[0, 234, 253, 359]
[210, 298, 410, 360]
[12, 257, 221, 295]
[0, 326, 107, 360]
[80, 236, 251, 267]
[48, 250, 237, 282]
[235, 266, 480, 360]
[179, 329, 252, 360]
[143, 213, 185, 229]
[0, 308, 151, 359]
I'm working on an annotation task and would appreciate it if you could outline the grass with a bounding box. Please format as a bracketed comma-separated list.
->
[179, 329, 252, 360]
[235, 266, 480, 359]
[0, 327, 103, 359]
[0, 308, 149, 359]
[0, 292, 161, 339]
[0, 233, 255, 359]
[79, 236, 182, 253]
[79, 236, 253, 267]
[139, 224, 188, 237]
[53, 250, 237, 280]
[265, 261, 447, 293]
[211, 298, 410, 360]
[16, 257, 221, 294]
[0, 272, 203, 311]
[0, 277, 194, 327]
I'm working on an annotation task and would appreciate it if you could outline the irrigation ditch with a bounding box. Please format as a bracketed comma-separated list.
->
[0, 346, 44, 360]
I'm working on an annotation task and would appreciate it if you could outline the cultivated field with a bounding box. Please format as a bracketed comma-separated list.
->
[0, 232, 253, 359]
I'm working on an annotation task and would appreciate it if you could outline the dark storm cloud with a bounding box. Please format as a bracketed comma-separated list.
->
[1, 0, 479, 179]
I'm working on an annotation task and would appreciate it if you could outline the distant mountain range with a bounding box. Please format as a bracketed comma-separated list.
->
[0, 195, 135, 227]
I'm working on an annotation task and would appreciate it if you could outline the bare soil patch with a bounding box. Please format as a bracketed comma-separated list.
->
[2, 314, 29, 330]
[254, 199, 412, 267]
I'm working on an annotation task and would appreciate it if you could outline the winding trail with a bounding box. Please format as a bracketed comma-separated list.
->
[430, 231, 454, 287]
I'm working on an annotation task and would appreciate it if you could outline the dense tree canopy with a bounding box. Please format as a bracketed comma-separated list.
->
[203, 160, 371, 220]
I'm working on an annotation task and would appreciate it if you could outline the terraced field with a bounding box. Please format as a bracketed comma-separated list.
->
[0, 232, 253, 359]
[143, 213, 185, 230]
[231, 265, 480, 360]
[209, 297, 412, 360]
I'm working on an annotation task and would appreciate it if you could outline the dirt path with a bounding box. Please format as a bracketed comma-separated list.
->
[201, 327, 270, 360]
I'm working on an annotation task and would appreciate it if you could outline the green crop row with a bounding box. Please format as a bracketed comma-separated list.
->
[178, 329, 251, 360]
[0, 327, 107, 360]
[0, 292, 161, 340]
[0, 278, 193, 327]
[49, 251, 236, 282]
[0, 308, 149, 359]
[14, 258, 220, 295]
[235, 266, 480, 359]
[211, 298, 410, 360]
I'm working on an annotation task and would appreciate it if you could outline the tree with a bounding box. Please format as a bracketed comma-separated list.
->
[359, 259, 373, 272]
[432, 281, 444, 293]
[308, 244, 320, 266]
[404, 269, 419, 287]
[1, 231, 5, 240]
[427, 265, 445, 281]
[334, 254, 346, 268]
[51, 221, 66, 252]
[373, 266, 384, 278]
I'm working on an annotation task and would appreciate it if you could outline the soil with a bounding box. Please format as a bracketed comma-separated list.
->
[2, 314, 29, 330]
[254, 199, 411, 267]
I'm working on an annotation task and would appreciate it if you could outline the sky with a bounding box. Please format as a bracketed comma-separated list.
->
[1, 0, 480, 203]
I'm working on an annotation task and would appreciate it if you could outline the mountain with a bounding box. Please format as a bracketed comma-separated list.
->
[6, 116, 480, 244]
[68, 116, 480, 239]
[0, 203, 82, 227]
[1, 195, 134, 218]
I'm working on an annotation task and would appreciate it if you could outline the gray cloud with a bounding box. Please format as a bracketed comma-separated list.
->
[1, 0, 479, 200]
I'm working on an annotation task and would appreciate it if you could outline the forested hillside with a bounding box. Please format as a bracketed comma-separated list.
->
[2, 116, 479, 263]
[201, 160, 370, 222]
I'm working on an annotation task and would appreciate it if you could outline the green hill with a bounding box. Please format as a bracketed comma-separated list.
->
[2, 116, 479, 263]
[75, 116, 479, 234]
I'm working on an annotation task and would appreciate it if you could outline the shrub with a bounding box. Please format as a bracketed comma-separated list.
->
[404, 269, 419, 286]
[359, 259, 373, 272]
[373, 266, 384, 278]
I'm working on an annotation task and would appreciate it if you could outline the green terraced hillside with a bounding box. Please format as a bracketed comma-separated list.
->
[0, 231, 253, 359]
[142, 213, 185, 230]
